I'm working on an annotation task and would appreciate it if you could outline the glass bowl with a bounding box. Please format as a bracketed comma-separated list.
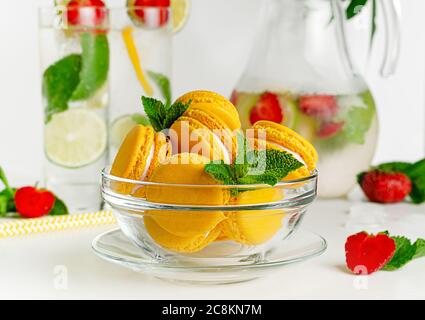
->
[101, 167, 318, 265]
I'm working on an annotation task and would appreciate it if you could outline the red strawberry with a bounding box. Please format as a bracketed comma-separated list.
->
[67, 0, 107, 28]
[249, 92, 284, 125]
[317, 121, 345, 139]
[359, 171, 412, 204]
[129, 0, 170, 27]
[345, 231, 396, 275]
[14, 187, 56, 219]
[299, 95, 338, 119]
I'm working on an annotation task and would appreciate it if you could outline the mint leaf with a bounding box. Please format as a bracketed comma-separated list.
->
[163, 101, 191, 130]
[413, 239, 425, 259]
[346, 0, 368, 19]
[42, 54, 82, 122]
[0, 188, 16, 216]
[148, 71, 172, 107]
[71, 33, 109, 101]
[410, 175, 425, 204]
[377, 162, 413, 174]
[205, 149, 304, 188]
[142, 96, 190, 132]
[383, 236, 417, 271]
[142, 97, 167, 131]
[204, 161, 236, 186]
[49, 196, 69, 216]
[342, 93, 375, 144]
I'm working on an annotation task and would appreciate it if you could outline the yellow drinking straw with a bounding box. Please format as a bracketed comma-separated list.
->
[0, 211, 116, 239]
[122, 26, 154, 96]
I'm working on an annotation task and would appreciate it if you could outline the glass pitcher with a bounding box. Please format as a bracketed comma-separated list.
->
[231, 0, 400, 198]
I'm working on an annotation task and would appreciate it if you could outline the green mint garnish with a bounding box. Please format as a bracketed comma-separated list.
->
[49, 196, 69, 216]
[342, 92, 375, 145]
[42, 54, 82, 123]
[70, 33, 109, 101]
[142, 96, 191, 132]
[205, 148, 304, 193]
[148, 71, 172, 107]
[0, 167, 16, 216]
[382, 234, 425, 271]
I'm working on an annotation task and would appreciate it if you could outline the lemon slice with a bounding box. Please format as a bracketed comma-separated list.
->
[172, 0, 190, 33]
[45, 109, 107, 168]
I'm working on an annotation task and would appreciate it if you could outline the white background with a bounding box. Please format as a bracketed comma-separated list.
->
[0, 0, 424, 179]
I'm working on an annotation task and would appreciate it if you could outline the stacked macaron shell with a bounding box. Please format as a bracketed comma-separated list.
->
[110, 125, 171, 196]
[110, 90, 318, 253]
[249, 120, 318, 180]
[170, 91, 241, 163]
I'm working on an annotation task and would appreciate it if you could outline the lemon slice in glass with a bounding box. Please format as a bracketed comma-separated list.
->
[45, 109, 107, 168]
[172, 0, 190, 33]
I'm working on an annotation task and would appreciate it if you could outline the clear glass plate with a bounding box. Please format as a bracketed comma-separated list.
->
[92, 228, 327, 284]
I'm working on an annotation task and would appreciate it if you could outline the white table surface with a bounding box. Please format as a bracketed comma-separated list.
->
[1, 195, 425, 300]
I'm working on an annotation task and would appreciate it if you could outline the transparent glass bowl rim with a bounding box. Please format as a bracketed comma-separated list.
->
[102, 167, 318, 189]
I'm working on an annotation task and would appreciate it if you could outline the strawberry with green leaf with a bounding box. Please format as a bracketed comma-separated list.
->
[345, 231, 425, 275]
[358, 158, 425, 204]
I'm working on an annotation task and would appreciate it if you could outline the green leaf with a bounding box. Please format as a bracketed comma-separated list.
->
[141, 96, 190, 132]
[410, 175, 425, 204]
[413, 239, 425, 259]
[383, 236, 417, 271]
[42, 54, 82, 122]
[142, 97, 167, 132]
[346, 0, 368, 19]
[0, 188, 16, 216]
[70, 33, 109, 101]
[204, 161, 236, 186]
[377, 162, 413, 174]
[148, 71, 172, 107]
[163, 101, 191, 130]
[49, 196, 69, 216]
[205, 148, 303, 188]
[342, 93, 375, 144]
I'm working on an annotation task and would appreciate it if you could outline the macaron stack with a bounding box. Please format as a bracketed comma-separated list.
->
[110, 90, 318, 253]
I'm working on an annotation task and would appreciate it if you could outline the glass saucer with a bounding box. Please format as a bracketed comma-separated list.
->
[92, 229, 327, 284]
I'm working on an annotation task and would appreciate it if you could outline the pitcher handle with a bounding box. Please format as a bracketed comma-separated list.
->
[379, 0, 401, 77]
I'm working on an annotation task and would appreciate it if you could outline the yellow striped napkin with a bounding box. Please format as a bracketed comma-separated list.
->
[0, 211, 116, 239]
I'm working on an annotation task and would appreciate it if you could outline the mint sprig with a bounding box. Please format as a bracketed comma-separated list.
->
[205, 149, 304, 189]
[142, 96, 191, 132]
[382, 234, 425, 271]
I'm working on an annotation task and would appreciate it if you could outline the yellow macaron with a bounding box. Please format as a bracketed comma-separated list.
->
[145, 153, 229, 252]
[171, 90, 241, 162]
[110, 125, 171, 195]
[250, 120, 318, 180]
[219, 188, 285, 245]
[144, 217, 223, 253]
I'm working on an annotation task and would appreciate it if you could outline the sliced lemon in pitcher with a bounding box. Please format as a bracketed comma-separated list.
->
[45, 109, 107, 168]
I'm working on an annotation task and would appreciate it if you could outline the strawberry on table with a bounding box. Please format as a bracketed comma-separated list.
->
[358, 170, 412, 204]
[345, 232, 396, 275]
[249, 92, 284, 125]
[299, 95, 338, 119]
[67, 0, 107, 27]
[14, 187, 56, 219]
